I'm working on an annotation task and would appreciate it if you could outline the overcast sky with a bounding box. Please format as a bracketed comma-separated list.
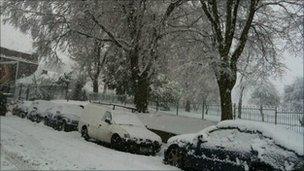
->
[1, 22, 303, 95]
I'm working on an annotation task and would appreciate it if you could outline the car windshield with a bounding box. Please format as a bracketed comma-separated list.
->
[112, 111, 145, 127]
[56, 104, 82, 117]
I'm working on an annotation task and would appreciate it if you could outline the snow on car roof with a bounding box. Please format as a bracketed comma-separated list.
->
[214, 120, 303, 156]
[32, 100, 57, 113]
[54, 104, 83, 117]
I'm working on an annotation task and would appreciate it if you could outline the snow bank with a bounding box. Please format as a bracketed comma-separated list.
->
[1, 116, 177, 170]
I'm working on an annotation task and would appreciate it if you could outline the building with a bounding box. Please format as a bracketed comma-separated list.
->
[0, 47, 38, 93]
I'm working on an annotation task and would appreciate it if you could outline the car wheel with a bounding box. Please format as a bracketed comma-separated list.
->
[57, 121, 65, 131]
[165, 145, 185, 168]
[250, 163, 273, 171]
[43, 118, 48, 125]
[81, 126, 90, 141]
[21, 112, 26, 118]
[111, 134, 122, 150]
[36, 116, 42, 123]
[61, 121, 67, 131]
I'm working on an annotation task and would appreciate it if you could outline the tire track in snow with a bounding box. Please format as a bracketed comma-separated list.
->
[1, 145, 35, 170]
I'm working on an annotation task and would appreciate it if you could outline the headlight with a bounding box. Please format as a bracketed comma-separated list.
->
[124, 134, 130, 138]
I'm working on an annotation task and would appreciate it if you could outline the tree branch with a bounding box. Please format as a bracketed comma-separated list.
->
[232, 0, 258, 62]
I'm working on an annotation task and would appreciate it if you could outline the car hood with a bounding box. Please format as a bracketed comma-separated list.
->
[119, 125, 162, 144]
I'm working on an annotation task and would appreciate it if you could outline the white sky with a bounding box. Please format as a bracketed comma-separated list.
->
[1, 22, 303, 94]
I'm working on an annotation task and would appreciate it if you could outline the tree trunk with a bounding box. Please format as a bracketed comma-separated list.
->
[218, 85, 233, 120]
[259, 105, 264, 122]
[129, 44, 150, 113]
[92, 78, 99, 93]
[185, 100, 191, 112]
[65, 83, 69, 101]
[134, 73, 149, 113]
[217, 71, 236, 121]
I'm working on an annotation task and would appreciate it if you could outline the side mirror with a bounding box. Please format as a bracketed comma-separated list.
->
[105, 119, 112, 125]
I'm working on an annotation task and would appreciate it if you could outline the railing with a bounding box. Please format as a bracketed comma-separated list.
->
[11, 84, 303, 133]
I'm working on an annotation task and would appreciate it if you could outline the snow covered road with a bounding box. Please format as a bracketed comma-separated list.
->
[0, 115, 179, 170]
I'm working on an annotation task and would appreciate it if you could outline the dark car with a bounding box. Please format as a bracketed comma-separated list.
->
[27, 107, 43, 122]
[11, 100, 31, 118]
[12, 106, 27, 118]
[44, 111, 79, 132]
[55, 114, 79, 131]
[164, 120, 304, 171]
[26, 100, 57, 123]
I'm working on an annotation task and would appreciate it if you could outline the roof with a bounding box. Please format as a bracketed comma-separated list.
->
[0, 47, 38, 64]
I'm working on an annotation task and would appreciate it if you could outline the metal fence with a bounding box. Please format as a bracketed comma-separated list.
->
[10, 84, 304, 133]
[150, 102, 303, 133]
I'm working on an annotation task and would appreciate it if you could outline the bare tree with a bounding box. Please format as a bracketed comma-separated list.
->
[169, 0, 303, 120]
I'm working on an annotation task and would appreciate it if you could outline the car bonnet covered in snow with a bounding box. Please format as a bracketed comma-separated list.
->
[111, 110, 162, 143]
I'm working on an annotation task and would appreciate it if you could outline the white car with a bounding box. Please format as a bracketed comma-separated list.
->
[78, 103, 162, 155]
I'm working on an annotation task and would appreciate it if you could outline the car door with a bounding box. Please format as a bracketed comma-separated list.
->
[96, 111, 113, 142]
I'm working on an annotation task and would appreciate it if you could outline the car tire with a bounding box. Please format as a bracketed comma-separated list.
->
[62, 121, 67, 131]
[36, 116, 42, 123]
[43, 118, 48, 126]
[111, 134, 122, 150]
[164, 145, 185, 169]
[57, 121, 65, 131]
[81, 126, 90, 141]
[21, 112, 26, 118]
[250, 163, 273, 171]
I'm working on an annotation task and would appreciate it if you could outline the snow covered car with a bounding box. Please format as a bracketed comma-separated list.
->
[44, 104, 83, 132]
[27, 100, 56, 123]
[12, 100, 33, 118]
[164, 120, 304, 171]
[78, 103, 162, 155]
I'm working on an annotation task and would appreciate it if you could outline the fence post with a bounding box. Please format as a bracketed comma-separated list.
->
[202, 103, 205, 120]
[176, 101, 179, 116]
[18, 84, 23, 99]
[259, 105, 264, 122]
[233, 103, 236, 119]
[25, 85, 30, 100]
[275, 107, 277, 125]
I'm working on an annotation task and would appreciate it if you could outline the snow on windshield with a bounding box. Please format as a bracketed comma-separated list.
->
[112, 110, 145, 127]
[216, 120, 304, 156]
[55, 104, 82, 117]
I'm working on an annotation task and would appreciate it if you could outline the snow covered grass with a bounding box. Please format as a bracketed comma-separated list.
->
[152, 106, 303, 133]
[0, 114, 179, 170]
[137, 112, 216, 134]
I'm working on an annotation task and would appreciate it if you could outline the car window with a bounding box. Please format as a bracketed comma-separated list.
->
[103, 111, 112, 121]
[205, 128, 264, 152]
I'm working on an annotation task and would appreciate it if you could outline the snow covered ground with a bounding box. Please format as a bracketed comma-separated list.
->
[0, 114, 179, 170]
[138, 112, 216, 134]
